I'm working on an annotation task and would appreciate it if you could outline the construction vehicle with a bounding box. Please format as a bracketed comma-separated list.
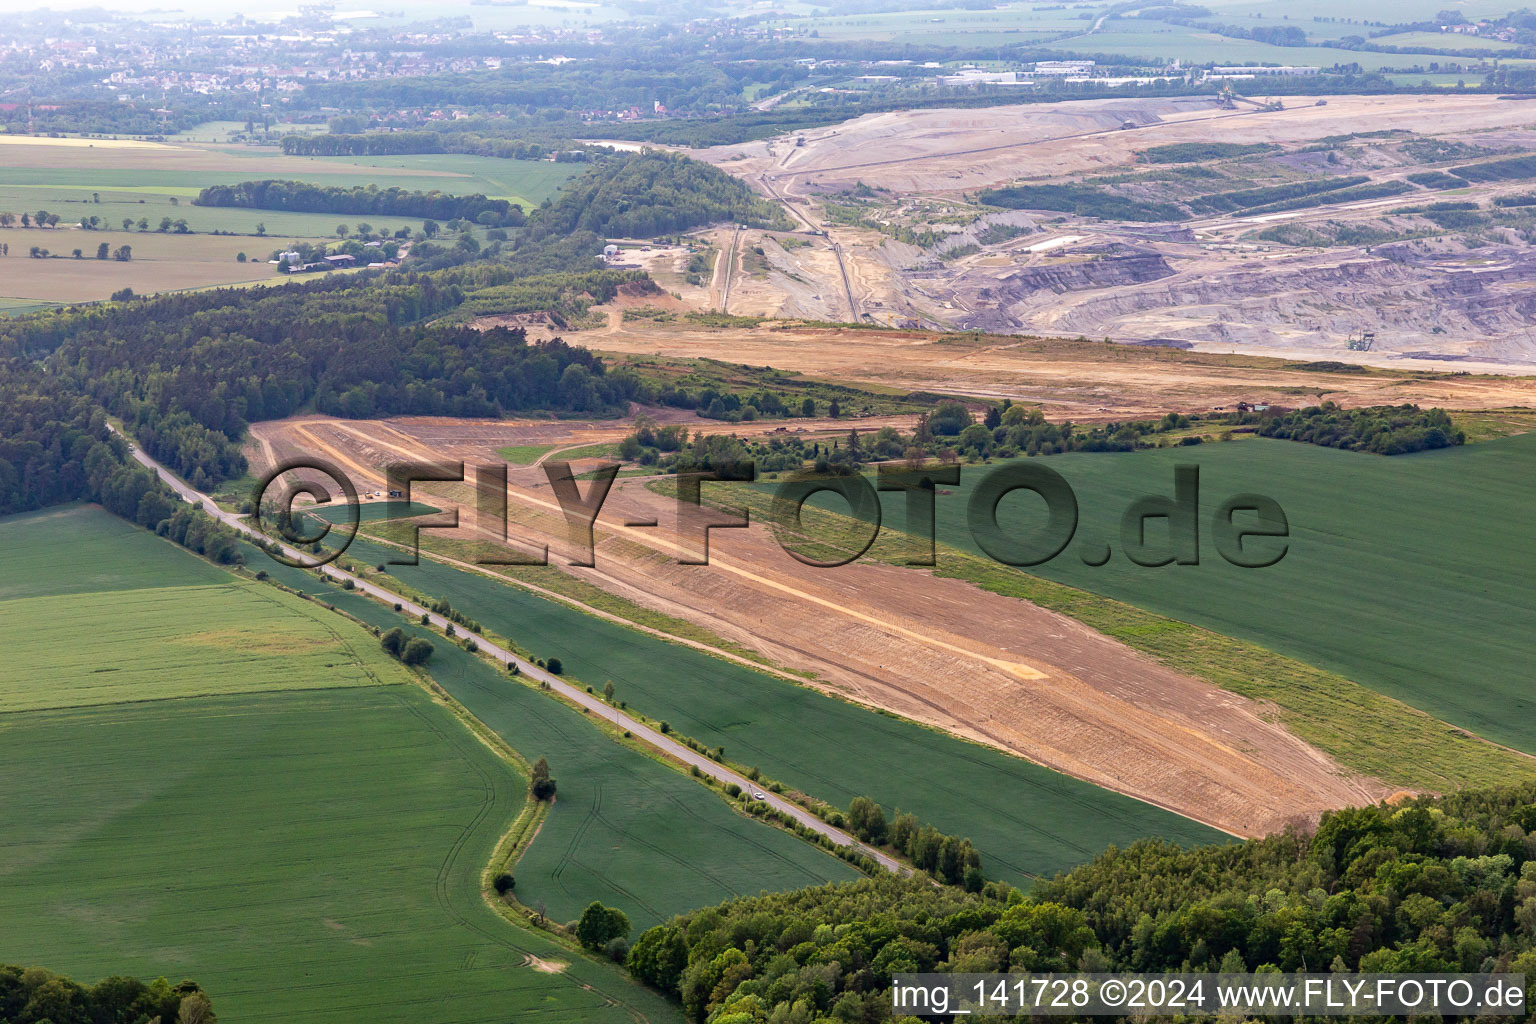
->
[1347, 330, 1376, 352]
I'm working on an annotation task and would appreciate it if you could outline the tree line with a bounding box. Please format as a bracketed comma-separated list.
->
[1248, 403, 1465, 454]
[280, 130, 446, 156]
[0, 964, 215, 1024]
[624, 783, 1536, 1022]
[194, 180, 523, 225]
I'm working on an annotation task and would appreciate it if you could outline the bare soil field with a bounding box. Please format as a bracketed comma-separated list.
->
[581, 317, 1536, 418]
[0, 229, 292, 301]
[249, 413, 1389, 837]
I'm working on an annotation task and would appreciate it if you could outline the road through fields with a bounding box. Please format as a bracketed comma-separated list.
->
[117, 428, 903, 874]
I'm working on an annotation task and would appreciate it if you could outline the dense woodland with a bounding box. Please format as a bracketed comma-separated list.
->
[521, 151, 789, 241]
[0, 359, 240, 562]
[194, 180, 522, 225]
[627, 785, 1536, 1022]
[0, 965, 214, 1024]
[0, 266, 643, 490]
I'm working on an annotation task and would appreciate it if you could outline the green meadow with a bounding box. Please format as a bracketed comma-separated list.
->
[248, 546, 862, 931]
[0, 505, 677, 1023]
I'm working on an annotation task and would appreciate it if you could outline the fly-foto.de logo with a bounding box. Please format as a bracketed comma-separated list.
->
[252, 458, 1289, 571]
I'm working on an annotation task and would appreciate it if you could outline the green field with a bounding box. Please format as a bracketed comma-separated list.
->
[0, 144, 577, 241]
[1372, 30, 1522, 52]
[311, 499, 443, 524]
[0, 505, 676, 1023]
[1204, 0, 1514, 19]
[0, 297, 57, 316]
[1042, 19, 1531, 71]
[313, 532, 1224, 885]
[814, 435, 1536, 760]
[0, 506, 233, 598]
[293, 153, 579, 208]
[247, 544, 862, 930]
[0, 687, 676, 1024]
[496, 441, 619, 465]
[775, 6, 1104, 43]
[0, 186, 343, 239]
[0, 580, 408, 711]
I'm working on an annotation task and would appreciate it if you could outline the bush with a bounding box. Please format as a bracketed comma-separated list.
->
[400, 637, 435, 665]
[576, 901, 631, 951]
[380, 627, 405, 658]
[546, 657, 563, 674]
[530, 756, 557, 801]
[492, 872, 515, 895]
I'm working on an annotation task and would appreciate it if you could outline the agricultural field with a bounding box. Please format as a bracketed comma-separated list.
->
[0, 136, 576, 304]
[0, 230, 288, 302]
[318, 532, 1225, 884]
[0, 505, 675, 1023]
[852, 434, 1536, 758]
[246, 544, 863, 930]
[1038, 21, 1526, 71]
[1371, 30, 1525, 51]
[1202, 0, 1513, 19]
[0, 297, 55, 316]
[0, 578, 404, 710]
[0, 139, 574, 209]
[768, 2, 1531, 67]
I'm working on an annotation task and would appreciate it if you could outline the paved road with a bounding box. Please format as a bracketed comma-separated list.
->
[115, 428, 902, 873]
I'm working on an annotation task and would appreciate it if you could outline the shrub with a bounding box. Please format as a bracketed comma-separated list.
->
[492, 872, 515, 895]
[379, 627, 405, 658]
[576, 901, 631, 951]
[546, 657, 563, 674]
[400, 638, 435, 665]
